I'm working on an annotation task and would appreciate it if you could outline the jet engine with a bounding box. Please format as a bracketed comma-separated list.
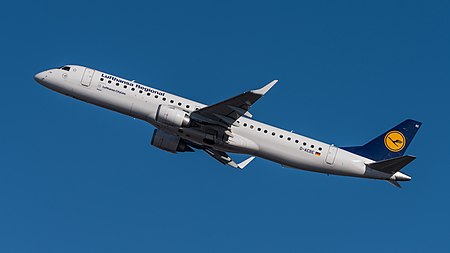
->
[155, 105, 190, 127]
[151, 129, 193, 153]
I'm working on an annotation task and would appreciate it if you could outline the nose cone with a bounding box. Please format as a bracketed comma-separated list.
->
[34, 71, 46, 85]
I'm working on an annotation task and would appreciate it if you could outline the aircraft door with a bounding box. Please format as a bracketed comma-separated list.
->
[81, 68, 94, 87]
[326, 145, 338, 165]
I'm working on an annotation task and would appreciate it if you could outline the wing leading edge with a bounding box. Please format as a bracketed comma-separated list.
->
[190, 80, 278, 127]
[191, 80, 277, 169]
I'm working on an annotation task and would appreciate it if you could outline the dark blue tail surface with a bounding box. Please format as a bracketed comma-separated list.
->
[342, 119, 422, 161]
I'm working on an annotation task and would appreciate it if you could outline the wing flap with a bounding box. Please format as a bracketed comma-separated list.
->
[204, 148, 255, 169]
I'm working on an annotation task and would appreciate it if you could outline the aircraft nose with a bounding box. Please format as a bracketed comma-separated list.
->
[34, 71, 46, 84]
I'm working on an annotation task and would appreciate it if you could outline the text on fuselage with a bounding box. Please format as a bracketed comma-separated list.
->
[101, 73, 165, 96]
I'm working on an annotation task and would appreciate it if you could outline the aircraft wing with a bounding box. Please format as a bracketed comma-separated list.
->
[191, 80, 278, 127]
[204, 148, 255, 169]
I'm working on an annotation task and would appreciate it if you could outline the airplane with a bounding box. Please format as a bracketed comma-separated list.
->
[34, 65, 422, 187]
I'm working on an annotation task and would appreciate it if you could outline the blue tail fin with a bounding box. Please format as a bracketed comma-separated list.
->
[342, 119, 422, 161]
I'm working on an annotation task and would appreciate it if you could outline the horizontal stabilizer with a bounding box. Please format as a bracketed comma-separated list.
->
[367, 155, 416, 174]
[386, 180, 402, 188]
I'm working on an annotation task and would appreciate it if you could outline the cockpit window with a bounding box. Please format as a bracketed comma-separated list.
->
[60, 66, 71, 71]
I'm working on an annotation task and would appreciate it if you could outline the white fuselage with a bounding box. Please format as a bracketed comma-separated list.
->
[34, 65, 399, 181]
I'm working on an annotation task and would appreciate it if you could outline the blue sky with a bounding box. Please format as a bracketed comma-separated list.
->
[1, 1, 449, 252]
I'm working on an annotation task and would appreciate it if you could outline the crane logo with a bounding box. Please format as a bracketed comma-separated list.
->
[384, 131, 406, 152]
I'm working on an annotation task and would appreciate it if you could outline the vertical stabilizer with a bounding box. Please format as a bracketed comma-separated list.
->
[343, 119, 421, 161]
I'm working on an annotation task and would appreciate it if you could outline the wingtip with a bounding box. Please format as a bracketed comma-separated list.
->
[238, 156, 255, 169]
[251, 80, 278, 95]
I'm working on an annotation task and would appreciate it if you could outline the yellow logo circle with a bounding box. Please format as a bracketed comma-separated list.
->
[384, 131, 406, 152]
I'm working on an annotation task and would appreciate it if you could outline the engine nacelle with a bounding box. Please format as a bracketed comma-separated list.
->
[156, 105, 190, 127]
[151, 129, 193, 153]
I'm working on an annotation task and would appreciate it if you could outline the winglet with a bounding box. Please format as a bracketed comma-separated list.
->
[251, 80, 278, 95]
[237, 156, 255, 169]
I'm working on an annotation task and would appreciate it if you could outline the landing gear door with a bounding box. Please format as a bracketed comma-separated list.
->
[81, 68, 94, 87]
[326, 145, 338, 165]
